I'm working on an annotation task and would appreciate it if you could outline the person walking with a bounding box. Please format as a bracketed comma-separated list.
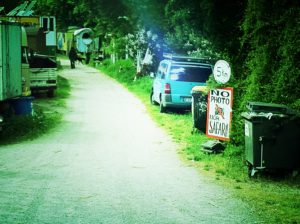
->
[69, 47, 77, 69]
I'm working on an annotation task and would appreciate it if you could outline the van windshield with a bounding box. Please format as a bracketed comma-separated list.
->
[169, 65, 212, 82]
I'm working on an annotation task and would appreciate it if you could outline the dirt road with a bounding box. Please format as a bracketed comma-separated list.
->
[0, 60, 260, 223]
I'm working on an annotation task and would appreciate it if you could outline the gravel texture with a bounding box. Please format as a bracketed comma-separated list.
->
[0, 60, 260, 224]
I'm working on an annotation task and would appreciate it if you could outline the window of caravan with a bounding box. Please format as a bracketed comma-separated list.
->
[42, 17, 55, 31]
[49, 17, 54, 31]
[42, 18, 48, 30]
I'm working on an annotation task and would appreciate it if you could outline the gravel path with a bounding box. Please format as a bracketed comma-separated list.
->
[0, 60, 260, 223]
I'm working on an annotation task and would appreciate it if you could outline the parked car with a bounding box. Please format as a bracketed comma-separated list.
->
[150, 54, 213, 113]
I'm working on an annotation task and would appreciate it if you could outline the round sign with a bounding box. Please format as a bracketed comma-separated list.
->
[213, 60, 231, 84]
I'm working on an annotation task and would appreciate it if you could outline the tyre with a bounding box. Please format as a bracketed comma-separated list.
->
[47, 89, 55, 98]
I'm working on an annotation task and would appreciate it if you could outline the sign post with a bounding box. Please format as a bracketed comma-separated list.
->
[205, 60, 233, 141]
[206, 88, 233, 141]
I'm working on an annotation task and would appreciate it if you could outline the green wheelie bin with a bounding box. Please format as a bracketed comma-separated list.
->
[191, 86, 209, 133]
[241, 102, 300, 176]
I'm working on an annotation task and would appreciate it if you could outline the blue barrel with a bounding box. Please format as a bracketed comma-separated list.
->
[11, 96, 34, 115]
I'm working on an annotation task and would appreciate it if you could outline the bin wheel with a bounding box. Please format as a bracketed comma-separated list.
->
[248, 165, 258, 178]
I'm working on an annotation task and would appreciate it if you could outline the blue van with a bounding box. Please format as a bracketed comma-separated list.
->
[150, 55, 212, 113]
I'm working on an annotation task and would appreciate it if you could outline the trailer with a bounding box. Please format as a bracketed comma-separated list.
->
[0, 22, 22, 101]
[0, 22, 23, 128]
[0, 14, 58, 97]
[57, 26, 103, 64]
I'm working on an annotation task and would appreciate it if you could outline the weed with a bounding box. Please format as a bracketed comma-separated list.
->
[215, 169, 226, 176]
[193, 155, 202, 162]
[56, 75, 71, 99]
[0, 75, 70, 145]
[0, 109, 59, 144]
[234, 185, 242, 190]
[204, 165, 211, 171]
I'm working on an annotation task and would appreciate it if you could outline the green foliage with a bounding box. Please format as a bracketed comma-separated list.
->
[199, 0, 247, 57]
[35, 0, 134, 35]
[241, 0, 300, 107]
[227, 0, 300, 144]
[0, 108, 60, 144]
[164, 0, 220, 58]
[56, 75, 71, 99]
[98, 58, 153, 107]
[125, 0, 168, 33]
[100, 59, 136, 83]
[104, 38, 124, 56]
[35, 0, 82, 29]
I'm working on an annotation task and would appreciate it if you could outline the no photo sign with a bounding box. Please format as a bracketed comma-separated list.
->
[206, 88, 233, 141]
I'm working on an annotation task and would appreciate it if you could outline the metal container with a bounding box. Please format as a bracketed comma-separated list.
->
[11, 96, 34, 115]
[241, 102, 300, 176]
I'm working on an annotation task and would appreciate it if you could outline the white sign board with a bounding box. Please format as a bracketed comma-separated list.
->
[206, 88, 233, 141]
[213, 60, 231, 84]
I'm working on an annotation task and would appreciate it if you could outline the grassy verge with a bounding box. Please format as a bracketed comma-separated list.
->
[56, 75, 71, 99]
[99, 59, 300, 224]
[0, 74, 70, 145]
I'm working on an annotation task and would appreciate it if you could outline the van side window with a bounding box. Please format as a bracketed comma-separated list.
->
[157, 63, 167, 79]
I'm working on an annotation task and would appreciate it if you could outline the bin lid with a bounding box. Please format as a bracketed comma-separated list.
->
[241, 111, 289, 120]
[191, 86, 209, 94]
[246, 102, 294, 114]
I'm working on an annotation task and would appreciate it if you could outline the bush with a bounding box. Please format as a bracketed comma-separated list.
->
[100, 59, 137, 84]
[0, 108, 60, 144]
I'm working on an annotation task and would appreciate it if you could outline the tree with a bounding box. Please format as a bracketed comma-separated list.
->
[0, 0, 22, 14]
[240, 0, 300, 107]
